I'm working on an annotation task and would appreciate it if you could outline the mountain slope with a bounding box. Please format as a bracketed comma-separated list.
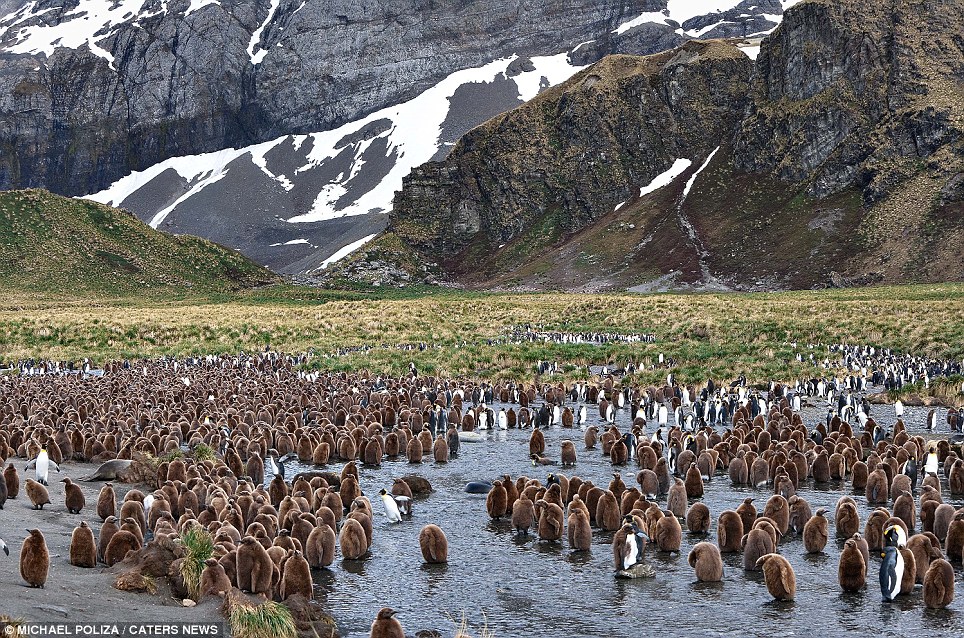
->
[11, 0, 799, 274]
[0, 190, 277, 294]
[330, 0, 964, 290]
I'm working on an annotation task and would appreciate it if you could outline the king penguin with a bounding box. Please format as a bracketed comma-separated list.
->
[28, 448, 59, 486]
[879, 545, 904, 601]
[379, 489, 403, 523]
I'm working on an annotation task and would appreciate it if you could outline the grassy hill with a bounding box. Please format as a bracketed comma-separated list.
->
[0, 189, 278, 295]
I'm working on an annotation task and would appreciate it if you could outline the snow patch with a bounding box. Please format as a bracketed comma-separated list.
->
[739, 45, 760, 60]
[680, 146, 720, 204]
[613, 12, 669, 36]
[185, 0, 220, 16]
[0, 0, 151, 64]
[247, 0, 282, 65]
[270, 239, 313, 247]
[319, 233, 377, 269]
[639, 158, 692, 198]
[665, 0, 743, 24]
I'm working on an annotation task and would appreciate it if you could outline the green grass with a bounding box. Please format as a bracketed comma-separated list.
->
[0, 283, 962, 390]
[0, 189, 277, 296]
[179, 527, 215, 601]
[227, 601, 297, 638]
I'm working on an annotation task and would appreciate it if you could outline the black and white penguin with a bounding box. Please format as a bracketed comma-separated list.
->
[25, 449, 60, 486]
[266, 449, 286, 480]
[0, 537, 7, 555]
[879, 545, 904, 601]
[620, 520, 650, 570]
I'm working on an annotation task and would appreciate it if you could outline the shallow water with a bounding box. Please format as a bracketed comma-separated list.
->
[290, 392, 964, 638]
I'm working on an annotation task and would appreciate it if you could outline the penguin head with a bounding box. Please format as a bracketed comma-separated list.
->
[378, 488, 388, 496]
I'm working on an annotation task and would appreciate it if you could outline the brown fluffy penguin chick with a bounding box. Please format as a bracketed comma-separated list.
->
[899, 547, 916, 595]
[280, 550, 313, 600]
[418, 524, 448, 564]
[236, 536, 274, 596]
[97, 483, 116, 521]
[25, 479, 51, 510]
[835, 498, 860, 538]
[4, 463, 19, 499]
[104, 530, 139, 567]
[595, 491, 621, 532]
[865, 469, 888, 504]
[802, 508, 829, 553]
[688, 542, 723, 582]
[20, 529, 49, 587]
[907, 534, 938, 583]
[339, 517, 368, 560]
[717, 510, 744, 553]
[370, 607, 404, 638]
[654, 511, 682, 552]
[568, 508, 592, 551]
[762, 495, 790, 536]
[511, 494, 535, 535]
[561, 441, 577, 466]
[61, 477, 85, 514]
[944, 512, 964, 561]
[667, 478, 687, 518]
[686, 502, 711, 535]
[69, 521, 97, 567]
[97, 516, 119, 563]
[787, 495, 812, 536]
[200, 557, 232, 598]
[736, 498, 756, 533]
[536, 499, 564, 542]
[742, 528, 775, 571]
[684, 464, 704, 499]
[486, 481, 508, 520]
[756, 553, 795, 601]
[838, 538, 867, 591]
[923, 559, 954, 609]
[306, 524, 336, 569]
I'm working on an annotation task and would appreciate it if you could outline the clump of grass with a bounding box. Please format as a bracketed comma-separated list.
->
[179, 527, 215, 601]
[0, 615, 26, 638]
[453, 612, 495, 638]
[227, 600, 297, 638]
[160, 449, 184, 462]
[191, 443, 216, 462]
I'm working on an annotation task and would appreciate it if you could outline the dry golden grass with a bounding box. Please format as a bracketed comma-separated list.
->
[0, 283, 961, 386]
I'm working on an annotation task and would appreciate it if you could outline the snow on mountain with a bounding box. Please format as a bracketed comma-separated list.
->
[69, 0, 796, 275]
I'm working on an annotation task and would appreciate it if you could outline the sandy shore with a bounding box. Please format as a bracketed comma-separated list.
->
[0, 460, 223, 625]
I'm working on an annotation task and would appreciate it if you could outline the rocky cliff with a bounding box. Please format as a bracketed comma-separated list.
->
[0, 0, 673, 195]
[0, 0, 790, 274]
[390, 41, 752, 258]
[332, 0, 963, 290]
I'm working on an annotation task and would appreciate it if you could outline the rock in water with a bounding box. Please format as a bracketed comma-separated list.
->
[615, 563, 656, 579]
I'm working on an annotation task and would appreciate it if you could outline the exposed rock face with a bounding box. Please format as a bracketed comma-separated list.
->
[391, 41, 752, 258]
[0, 0, 670, 195]
[732, 0, 964, 202]
[351, 0, 963, 290]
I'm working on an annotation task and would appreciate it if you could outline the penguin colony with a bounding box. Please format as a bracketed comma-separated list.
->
[0, 347, 961, 637]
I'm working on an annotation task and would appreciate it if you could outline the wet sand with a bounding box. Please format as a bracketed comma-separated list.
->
[0, 461, 223, 624]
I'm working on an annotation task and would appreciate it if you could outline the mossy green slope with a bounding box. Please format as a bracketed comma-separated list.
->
[0, 189, 278, 295]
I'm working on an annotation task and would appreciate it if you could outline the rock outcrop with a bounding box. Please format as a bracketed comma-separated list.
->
[0, 0, 676, 195]
[391, 41, 752, 258]
[338, 0, 963, 290]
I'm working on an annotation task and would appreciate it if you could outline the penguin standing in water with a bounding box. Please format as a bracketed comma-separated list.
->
[924, 447, 939, 477]
[879, 545, 904, 601]
[379, 489, 402, 523]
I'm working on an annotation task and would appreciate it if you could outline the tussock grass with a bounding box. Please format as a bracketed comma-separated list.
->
[0, 283, 962, 386]
[179, 527, 215, 601]
[453, 612, 495, 638]
[225, 598, 297, 638]
[0, 615, 26, 638]
[191, 444, 216, 462]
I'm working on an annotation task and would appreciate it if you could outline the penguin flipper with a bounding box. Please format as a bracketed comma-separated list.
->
[50, 461, 61, 472]
[25, 459, 36, 470]
[0, 538, 7, 555]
